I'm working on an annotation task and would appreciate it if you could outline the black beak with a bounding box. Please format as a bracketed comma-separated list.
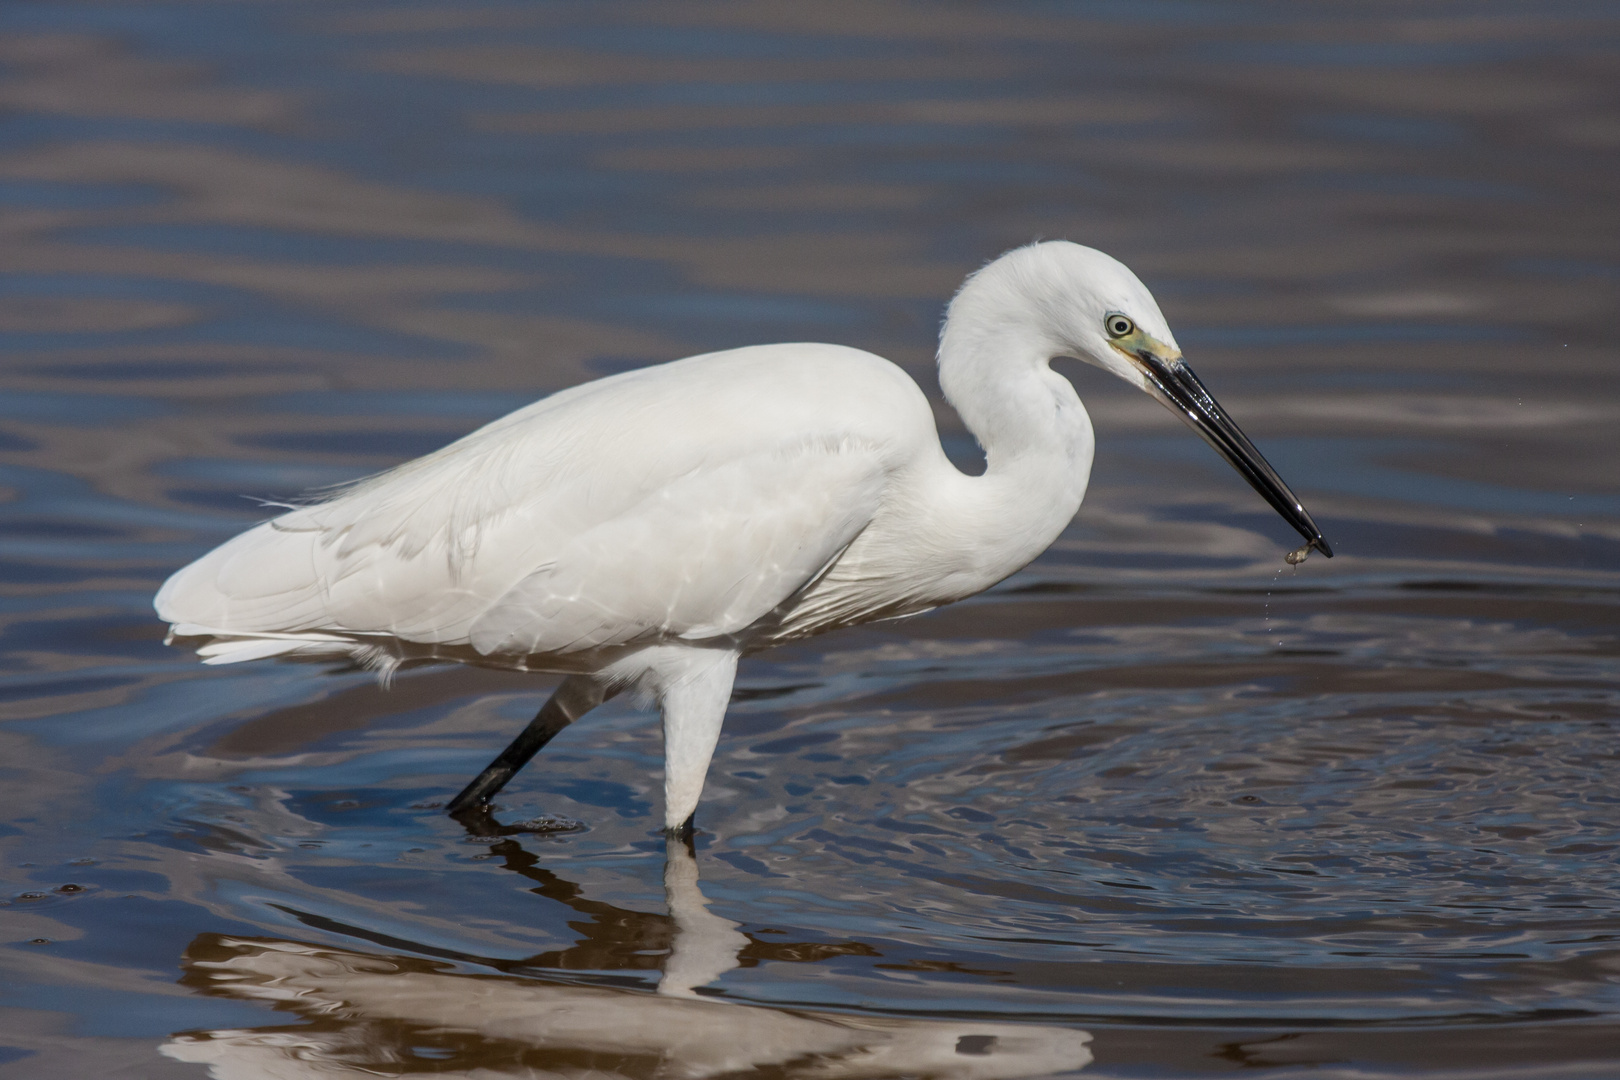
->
[1135, 351, 1332, 557]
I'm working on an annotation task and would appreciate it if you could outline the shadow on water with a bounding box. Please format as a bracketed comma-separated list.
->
[0, 0, 1618, 1076]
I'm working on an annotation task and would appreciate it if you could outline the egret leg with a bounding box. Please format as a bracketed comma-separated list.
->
[658, 649, 740, 835]
[446, 675, 609, 817]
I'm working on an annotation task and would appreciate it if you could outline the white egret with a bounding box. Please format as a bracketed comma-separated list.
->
[156, 241, 1330, 834]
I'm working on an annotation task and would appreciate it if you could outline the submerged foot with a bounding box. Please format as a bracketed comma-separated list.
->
[448, 802, 582, 839]
[663, 813, 697, 854]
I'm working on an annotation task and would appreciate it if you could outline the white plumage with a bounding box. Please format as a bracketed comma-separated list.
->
[157, 241, 1329, 832]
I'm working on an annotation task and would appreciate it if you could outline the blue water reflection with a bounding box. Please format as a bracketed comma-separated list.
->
[0, 0, 1616, 1076]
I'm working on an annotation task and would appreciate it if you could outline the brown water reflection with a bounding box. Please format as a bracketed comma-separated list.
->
[0, 1, 1618, 1077]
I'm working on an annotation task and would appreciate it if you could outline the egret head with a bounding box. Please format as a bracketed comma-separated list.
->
[950, 240, 1332, 558]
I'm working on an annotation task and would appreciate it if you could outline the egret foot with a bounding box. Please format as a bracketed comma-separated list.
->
[449, 803, 583, 839]
[664, 813, 697, 853]
[449, 802, 522, 839]
[664, 816, 696, 854]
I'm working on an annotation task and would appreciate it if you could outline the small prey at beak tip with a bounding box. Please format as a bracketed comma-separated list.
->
[1123, 346, 1332, 561]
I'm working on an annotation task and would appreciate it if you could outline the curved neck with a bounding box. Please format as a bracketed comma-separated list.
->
[940, 319, 1079, 466]
[918, 316, 1094, 600]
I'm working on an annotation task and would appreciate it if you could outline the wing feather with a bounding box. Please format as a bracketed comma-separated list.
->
[467, 444, 885, 656]
[155, 344, 922, 657]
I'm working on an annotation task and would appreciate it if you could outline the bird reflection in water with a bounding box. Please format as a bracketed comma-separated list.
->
[163, 838, 1093, 1078]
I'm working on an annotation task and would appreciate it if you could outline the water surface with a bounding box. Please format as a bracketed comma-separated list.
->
[1, 2, 1618, 1076]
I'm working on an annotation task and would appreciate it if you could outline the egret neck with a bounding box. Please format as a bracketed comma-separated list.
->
[924, 301, 1096, 603]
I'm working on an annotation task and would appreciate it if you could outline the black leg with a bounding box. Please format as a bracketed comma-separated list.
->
[446, 676, 608, 817]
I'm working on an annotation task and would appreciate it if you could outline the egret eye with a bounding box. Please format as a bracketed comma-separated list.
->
[1105, 314, 1135, 339]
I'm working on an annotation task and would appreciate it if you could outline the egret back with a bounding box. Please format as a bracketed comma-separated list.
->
[156, 344, 934, 661]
